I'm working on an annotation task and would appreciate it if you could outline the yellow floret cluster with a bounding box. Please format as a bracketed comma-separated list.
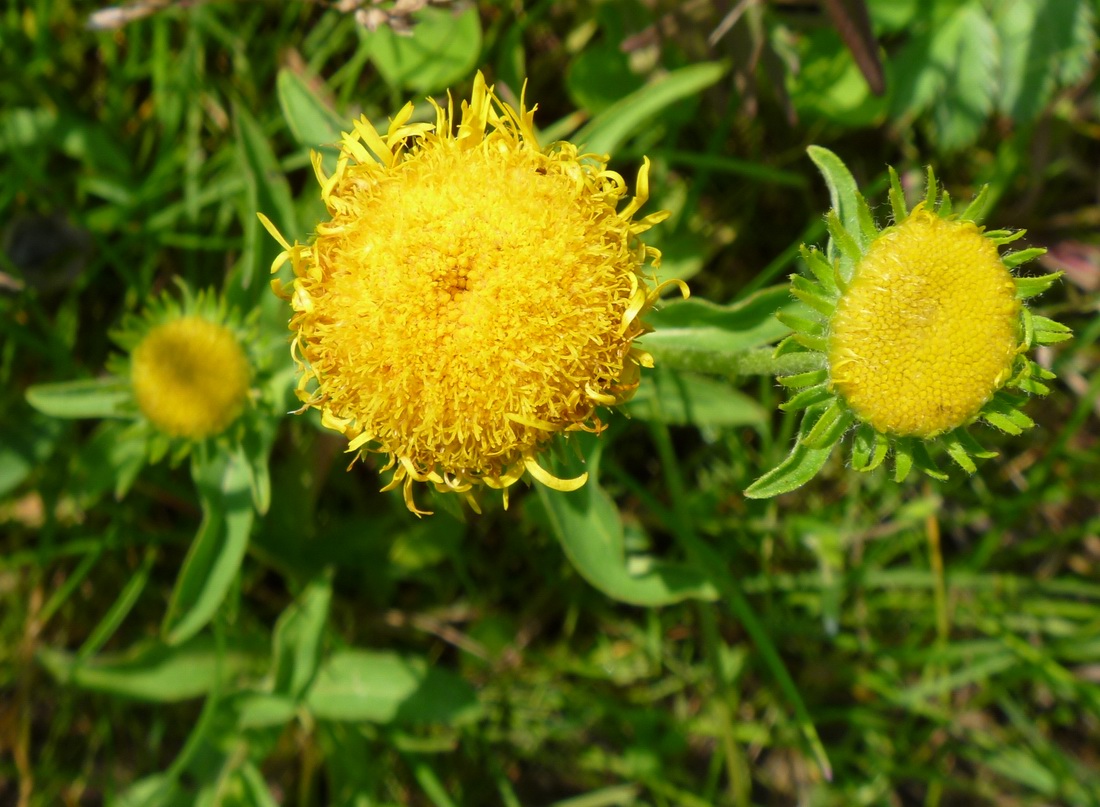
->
[131, 316, 251, 439]
[828, 208, 1020, 437]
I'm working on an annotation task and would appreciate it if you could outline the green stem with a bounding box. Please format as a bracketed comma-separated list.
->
[647, 421, 833, 782]
[652, 346, 823, 378]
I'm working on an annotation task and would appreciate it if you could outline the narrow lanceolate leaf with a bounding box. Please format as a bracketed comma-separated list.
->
[745, 407, 837, 499]
[983, 397, 1036, 436]
[893, 439, 914, 483]
[850, 423, 876, 471]
[780, 383, 832, 412]
[1015, 272, 1063, 300]
[914, 442, 949, 481]
[960, 183, 991, 224]
[1031, 315, 1073, 345]
[800, 400, 854, 450]
[26, 377, 132, 419]
[826, 209, 864, 267]
[953, 428, 998, 460]
[801, 246, 839, 294]
[776, 311, 825, 336]
[793, 333, 827, 352]
[943, 434, 977, 474]
[162, 451, 255, 645]
[936, 189, 952, 217]
[807, 146, 863, 240]
[887, 166, 908, 223]
[790, 275, 836, 316]
[1002, 247, 1047, 269]
[985, 229, 1026, 246]
[779, 369, 829, 389]
[854, 192, 877, 248]
[272, 573, 333, 701]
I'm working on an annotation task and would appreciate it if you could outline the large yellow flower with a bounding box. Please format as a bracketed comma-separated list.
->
[260, 73, 677, 514]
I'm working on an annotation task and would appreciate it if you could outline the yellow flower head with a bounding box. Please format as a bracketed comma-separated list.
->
[828, 207, 1020, 437]
[260, 72, 677, 514]
[131, 316, 251, 439]
[747, 149, 1071, 497]
[110, 285, 256, 451]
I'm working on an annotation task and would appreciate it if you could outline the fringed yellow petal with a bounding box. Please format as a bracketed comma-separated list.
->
[353, 116, 393, 167]
[256, 212, 291, 250]
[523, 455, 588, 492]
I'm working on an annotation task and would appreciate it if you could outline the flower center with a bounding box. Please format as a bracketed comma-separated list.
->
[131, 316, 250, 439]
[827, 210, 1020, 437]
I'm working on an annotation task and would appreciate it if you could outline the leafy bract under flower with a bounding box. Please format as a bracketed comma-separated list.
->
[261, 72, 675, 514]
[746, 148, 1071, 498]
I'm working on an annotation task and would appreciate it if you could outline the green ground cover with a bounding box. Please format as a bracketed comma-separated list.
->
[2, 1, 1099, 804]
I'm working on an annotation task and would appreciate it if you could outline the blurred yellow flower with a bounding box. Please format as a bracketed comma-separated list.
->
[261, 72, 676, 514]
[131, 315, 251, 440]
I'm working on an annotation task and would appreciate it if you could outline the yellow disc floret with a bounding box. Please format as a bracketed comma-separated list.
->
[131, 316, 251, 439]
[261, 72, 672, 512]
[828, 207, 1020, 437]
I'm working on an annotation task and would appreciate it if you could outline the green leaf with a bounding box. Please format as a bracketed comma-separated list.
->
[26, 377, 132, 419]
[801, 401, 854, 450]
[787, 27, 887, 129]
[944, 434, 977, 474]
[240, 428, 273, 516]
[566, 42, 644, 114]
[887, 166, 908, 222]
[306, 650, 480, 724]
[272, 573, 332, 701]
[996, 0, 1095, 124]
[276, 68, 346, 150]
[537, 436, 718, 606]
[162, 451, 255, 645]
[78, 548, 157, 660]
[913, 441, 949, 481]
[625, 369, 768, 429]
[366, 6, 482, 94]
[72, 420, 148, 502]
[779, 369, 829, 389]
[961, 183, 991, 224]
[850, 424, 872, 470]
[800, 245, 840, 294]
[807, 146, 863, 254]
[780, 383, 833, 412]
[0, 411, 62, 497]
[638, 285, 795, 359]
[234, 101, 297, 293]
[1015, 272, 1063, 299]
[539, 482, 718, 606]
[893, 439, 914, 482]
[930, 2, 998, 152]
[1031, 314, 1073, 345]
[574, 61, 727, 156]
[37, 636, 263, 702]
[744, 406, 838, 498]
[1003, 247, 1047, 269]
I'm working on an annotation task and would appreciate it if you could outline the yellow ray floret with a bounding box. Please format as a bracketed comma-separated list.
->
[261, 72, 674, 513]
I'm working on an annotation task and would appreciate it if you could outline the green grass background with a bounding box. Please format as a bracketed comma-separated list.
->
[2, 0, 1099, 805]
